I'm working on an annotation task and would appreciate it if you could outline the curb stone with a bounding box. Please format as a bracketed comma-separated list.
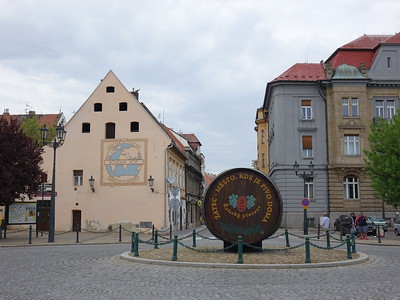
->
[119, 251, 369, 269]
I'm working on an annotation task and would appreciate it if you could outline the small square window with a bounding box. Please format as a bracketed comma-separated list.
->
[106, 86, 115, 93]
[94, 103, 102, 112]
[73, 170, 83, 186]
[130, 121, 139, 132]
[119, 102, 128, 111]
[82, 123, 90, 133]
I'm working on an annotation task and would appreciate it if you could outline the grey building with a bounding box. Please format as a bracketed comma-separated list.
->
[262, 63, 328, 228]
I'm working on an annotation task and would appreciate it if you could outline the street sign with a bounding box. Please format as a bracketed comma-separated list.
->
[301, 198, 310, 207]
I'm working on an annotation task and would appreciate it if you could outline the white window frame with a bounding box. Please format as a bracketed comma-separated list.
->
[351, 98, 359, 117]
[73, 170, 83, 186]
[305, 177, 314, 200]
[387, 100, 396, 119]
[342, 98, 349, 117]
[301, 106, 312, 120]
[344, 135, 360, 156]
[376, 100, 384, 118]
[343, 176, 359, 199]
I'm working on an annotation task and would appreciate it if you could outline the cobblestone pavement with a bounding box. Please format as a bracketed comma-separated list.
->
[1, 230, 399, 300]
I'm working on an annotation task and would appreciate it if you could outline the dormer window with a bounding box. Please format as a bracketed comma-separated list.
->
[94, 103, 102, 112]
[106, 86, 115, 93]
[387, 57, 392, 69]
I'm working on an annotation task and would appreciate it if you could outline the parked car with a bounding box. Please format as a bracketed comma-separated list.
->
[394, 219, 400, 236]
[366, 216, 388, 236]
[333, 215, 353, 235]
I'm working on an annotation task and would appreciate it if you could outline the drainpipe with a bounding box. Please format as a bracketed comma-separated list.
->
[164, 142, 173, 227]
[317, 80, 330, 215]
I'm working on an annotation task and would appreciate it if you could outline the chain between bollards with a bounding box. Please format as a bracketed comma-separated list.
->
[305, 237, 311, 263]
[172, 235, 178, 261]
[285, 229, 290, 247]
[237, 236, 243, 264]
[346, 234, 352, 259]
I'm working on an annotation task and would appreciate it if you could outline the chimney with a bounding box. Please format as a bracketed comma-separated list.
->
[131, 88, 140, 100]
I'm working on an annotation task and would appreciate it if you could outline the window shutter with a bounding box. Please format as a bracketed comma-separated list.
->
[302, 136, 312, 149]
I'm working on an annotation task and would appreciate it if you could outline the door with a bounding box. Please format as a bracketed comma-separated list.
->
[72, 210, 81, 231]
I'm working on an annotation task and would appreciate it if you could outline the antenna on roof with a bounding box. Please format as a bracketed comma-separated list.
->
[305, 48, 308, 63]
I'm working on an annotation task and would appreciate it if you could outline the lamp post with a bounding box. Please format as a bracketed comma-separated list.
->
[293, 160, 314, 235]
[41, 124, 66, 243]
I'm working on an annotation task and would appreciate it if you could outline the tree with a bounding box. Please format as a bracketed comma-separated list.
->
[364, 113, 400, 208]
[20, 116, 56, 147]
[0, 117, 45, 206]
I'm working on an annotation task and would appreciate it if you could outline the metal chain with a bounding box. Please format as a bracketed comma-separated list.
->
[177, 241, 237, 253]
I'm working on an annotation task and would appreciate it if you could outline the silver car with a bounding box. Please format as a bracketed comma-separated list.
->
[394, 219, 400, 236]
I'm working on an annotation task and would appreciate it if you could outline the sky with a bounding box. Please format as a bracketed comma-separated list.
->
[1, 0, 400, 175]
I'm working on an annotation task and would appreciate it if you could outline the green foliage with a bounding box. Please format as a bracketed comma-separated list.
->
[364, 113, 400, 208]
[0, 117, 45, 206]
[20, 116, 56, 147]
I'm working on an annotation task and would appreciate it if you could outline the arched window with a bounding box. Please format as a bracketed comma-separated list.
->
[343, 175, 359, 199]
[105, 122, 115, 139]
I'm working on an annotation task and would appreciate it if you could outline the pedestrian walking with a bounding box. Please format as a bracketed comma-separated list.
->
[320, 214, 330, 236]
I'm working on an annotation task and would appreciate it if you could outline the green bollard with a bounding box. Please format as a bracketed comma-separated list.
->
[192, 229, 197, 248]
[172, 235, 178, 261]
[285, 229, 290, 248]
[305, 237, 311, 263]
[237, 236, 243, 264]
[131, 232, 135, 253]
[326, 230, 331, 249]
[346, 234, 353, 259]
[154, 230, 159, 249]
[134, 233, 139, 257]
[351, 232, 356, 253]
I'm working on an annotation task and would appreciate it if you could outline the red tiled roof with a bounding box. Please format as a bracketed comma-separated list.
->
[340, 35, 390, 49]
[161, 124, 186, 151]
[0, 112, 61, 126]
[326, 34, 392, 69]
[382, 32, 400, 44]
[273, 63, 325, 82]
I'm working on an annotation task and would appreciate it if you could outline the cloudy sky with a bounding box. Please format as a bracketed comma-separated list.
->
[1, 0, 399, 174]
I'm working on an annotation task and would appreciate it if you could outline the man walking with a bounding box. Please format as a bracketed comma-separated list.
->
[320, 214, 330, 236]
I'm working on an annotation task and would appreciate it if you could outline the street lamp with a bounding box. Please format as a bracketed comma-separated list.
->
[148, 175, 155, 192]
[41, 124, 66, 242]
[293, 160, 314, 235]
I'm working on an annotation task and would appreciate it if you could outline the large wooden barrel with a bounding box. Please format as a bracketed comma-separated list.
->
[203, 168, 282, 245]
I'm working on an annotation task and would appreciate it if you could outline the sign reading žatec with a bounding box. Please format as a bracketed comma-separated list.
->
[203, 168, 283, 244]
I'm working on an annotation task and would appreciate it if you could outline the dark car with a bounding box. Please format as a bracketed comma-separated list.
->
[334, 215, 353, 235]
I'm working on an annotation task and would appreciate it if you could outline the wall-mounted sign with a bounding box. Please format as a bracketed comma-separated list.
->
[101, 139, 147, 186]
[8, 202, 37, 225]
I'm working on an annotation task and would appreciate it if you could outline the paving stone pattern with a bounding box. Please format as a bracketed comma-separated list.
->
[0, 232, 399, 299]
